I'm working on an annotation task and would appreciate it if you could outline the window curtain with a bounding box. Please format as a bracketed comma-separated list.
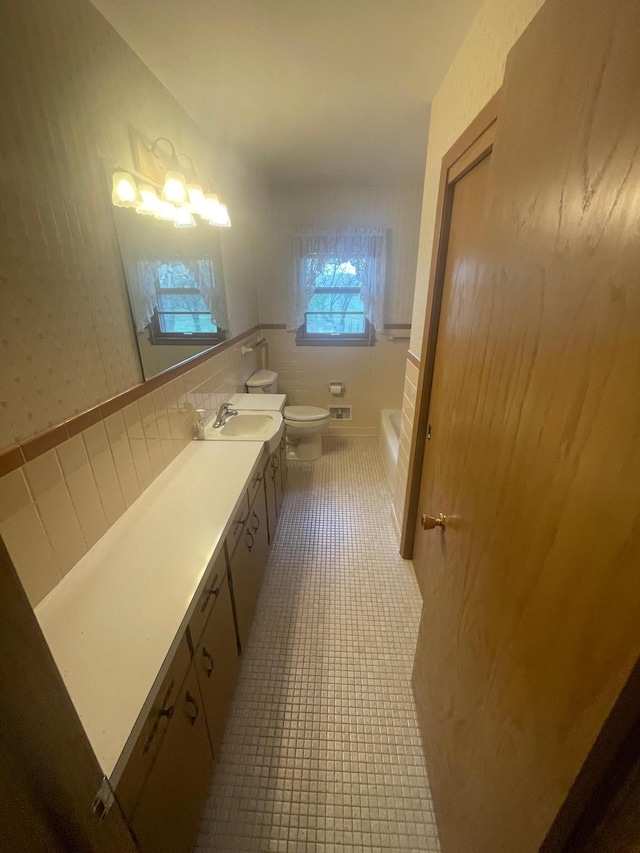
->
[128, 258, 228, 333]
[190, 258, 228, 330]
[288, 228, 387, 331]
[129, 260, 158, 332]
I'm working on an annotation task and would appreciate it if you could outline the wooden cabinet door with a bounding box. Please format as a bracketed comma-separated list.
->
[271, 445, 283, 515]
[188, 550, 227, 652]
[193, 576, 240, 755]
[229, 493, 269, 648]
[263, 454, 277, 545]
[115, 634, 192, 820]
[411, 1, 640, 851]
[129, 666, 213, 853]
[279, 436, 288, 492]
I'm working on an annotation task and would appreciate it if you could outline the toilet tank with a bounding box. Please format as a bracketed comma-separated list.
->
[246, 369, 279, 394]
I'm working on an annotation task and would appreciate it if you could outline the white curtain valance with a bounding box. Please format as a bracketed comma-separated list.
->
[288, 228, 387, 331]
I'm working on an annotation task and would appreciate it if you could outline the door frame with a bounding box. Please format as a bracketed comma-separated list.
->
[400, 90, 502, 558]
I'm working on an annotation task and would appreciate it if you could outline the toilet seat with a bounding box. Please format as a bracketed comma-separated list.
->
[284, 405, 330, 422]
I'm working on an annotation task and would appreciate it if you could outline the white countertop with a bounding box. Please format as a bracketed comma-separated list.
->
[35, 440, 265, 782]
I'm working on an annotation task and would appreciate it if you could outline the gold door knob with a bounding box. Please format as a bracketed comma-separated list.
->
[421, 512, 446, 531]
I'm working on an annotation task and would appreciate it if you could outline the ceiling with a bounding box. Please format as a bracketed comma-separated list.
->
[91, 0, 483, 186]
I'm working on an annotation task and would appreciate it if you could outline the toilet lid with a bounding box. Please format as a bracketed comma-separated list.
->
[246, 369, 278, 387]
[284, 405, 329, 422]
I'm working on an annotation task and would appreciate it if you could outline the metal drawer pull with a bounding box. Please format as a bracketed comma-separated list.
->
[143, 705, 173, 753]
[251, 510, 259, 531]
[200, 585, 220, 612]
[273, 455, 280, 471]
[245, 528, 255, 553]
[202, 647, 214, 677]
[185, 691, 199, 725]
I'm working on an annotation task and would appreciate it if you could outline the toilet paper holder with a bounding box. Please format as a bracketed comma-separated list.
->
[329, 381, 344, 396]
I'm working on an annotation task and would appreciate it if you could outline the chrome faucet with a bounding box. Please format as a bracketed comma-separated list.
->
[212, 402, 238, 429]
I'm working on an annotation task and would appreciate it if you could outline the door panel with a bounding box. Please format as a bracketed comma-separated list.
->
[412, 1, 640, 851]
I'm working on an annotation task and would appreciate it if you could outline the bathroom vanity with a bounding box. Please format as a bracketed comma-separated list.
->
[34, 433, 287, 852]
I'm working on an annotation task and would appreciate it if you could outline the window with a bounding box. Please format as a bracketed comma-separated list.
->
[135, 259, 227, 345]
[290, 230, 386, 346]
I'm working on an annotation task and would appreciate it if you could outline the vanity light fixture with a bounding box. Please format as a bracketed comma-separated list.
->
[136, 184, 160, 216]
[110, 135, 231, 228]
[174, 204, 197, 229]
[112, 171, 140, 208]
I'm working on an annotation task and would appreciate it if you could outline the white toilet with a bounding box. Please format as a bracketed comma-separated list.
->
[246, 370, 331, 461]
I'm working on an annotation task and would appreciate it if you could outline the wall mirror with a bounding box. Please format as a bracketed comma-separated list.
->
[112, 204, 229, 380]
[109, 150, 230, 381]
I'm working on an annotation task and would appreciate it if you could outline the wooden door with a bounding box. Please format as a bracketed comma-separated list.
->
[193, 576, 241, 755]
[411, 1, 640, 851]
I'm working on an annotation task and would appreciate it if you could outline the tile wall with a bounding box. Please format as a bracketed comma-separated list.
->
[262, 330, 409, 436]
[0, 336, 258, 608]
[393, 359, 419, 537]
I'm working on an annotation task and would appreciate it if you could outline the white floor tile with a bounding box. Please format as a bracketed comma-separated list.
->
[194, 436, 440, 852]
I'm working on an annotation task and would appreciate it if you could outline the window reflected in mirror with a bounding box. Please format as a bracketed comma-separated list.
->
[111, 202, 229, 380]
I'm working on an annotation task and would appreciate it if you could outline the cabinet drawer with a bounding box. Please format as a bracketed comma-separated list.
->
[247, 464, 265, 508]
[225, 493, 249, 559]
[188, 550, 226, 650]
[115, 634, 191, 820]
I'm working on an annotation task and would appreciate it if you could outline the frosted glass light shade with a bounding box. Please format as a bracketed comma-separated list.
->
[174, 205, 197, 228]
[154, 200, 177, 221]
[112, 172, 140, 208]
[187, 183, 205, 215]
[218, 203, 231, 227]
[136, 184, 160, 216]
[203, 193, 225, 225]
[161, 170, 188, 204]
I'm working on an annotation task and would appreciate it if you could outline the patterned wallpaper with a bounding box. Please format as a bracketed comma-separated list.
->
[0, 0, 272, 451]
[260, 185, 423, 326]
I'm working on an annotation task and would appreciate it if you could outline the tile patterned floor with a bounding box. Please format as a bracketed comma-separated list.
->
[194, 436, 440, 853]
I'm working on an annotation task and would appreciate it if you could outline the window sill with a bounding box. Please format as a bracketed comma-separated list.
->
[295, 322, 376, 347]
[295, 336, 375, 347]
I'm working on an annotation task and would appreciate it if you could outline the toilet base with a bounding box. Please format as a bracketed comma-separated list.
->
[286, 433, 323, 461]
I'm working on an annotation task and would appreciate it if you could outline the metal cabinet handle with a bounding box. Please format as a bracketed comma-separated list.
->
[233, 517, 246, 535]
[251, 510, 259, 532]
[245, 528, 255, 553]
[273, 454, 280, 471]
[185, 691, 199, 725]
[200, 585, 220, 613]
[143, 704, 173, 753]
[201, 647, 214, 678]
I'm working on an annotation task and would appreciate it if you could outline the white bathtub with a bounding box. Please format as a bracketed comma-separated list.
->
[379, 408, 401, 493]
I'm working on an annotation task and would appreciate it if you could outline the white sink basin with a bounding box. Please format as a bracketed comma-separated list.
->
[205, 410, 284, 453]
